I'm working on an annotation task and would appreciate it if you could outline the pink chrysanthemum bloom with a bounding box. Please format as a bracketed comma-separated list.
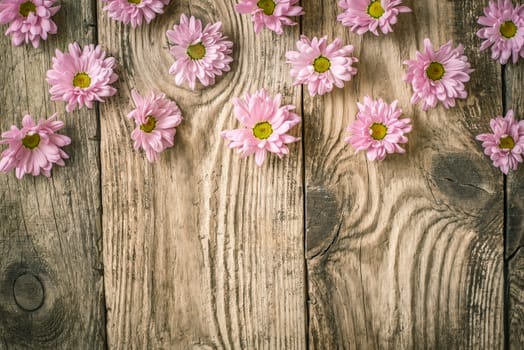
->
[403, 38, 473, 111]
[476, 110, 524, 174]
[345, 96, 412, 161]
[102, 0, 169, 28]
[0, 0, 60, 48]
[337, 0, 411, 36]
[127, 90, 183, 163]
[234, 0, 304, 35]
[0, 114, 71, 179]
[286, 35, 358, 97]
[166, 14, 233, 90]
[476, 0, 524, 65]
[46, 42, 118, 113]
[221, 89, 300, 166]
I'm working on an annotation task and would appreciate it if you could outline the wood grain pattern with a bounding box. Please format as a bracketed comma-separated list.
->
[506, 59, 524, 349]
[1, 0, 520, 348]
[0, 0, 106, 349]
[303, 0, 505, 348]
[508, 248, 524, 349]
[98, 1, 305, 348]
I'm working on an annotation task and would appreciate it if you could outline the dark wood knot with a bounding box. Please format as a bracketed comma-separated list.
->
[13, 273, 45, 312]
[306, 185, 340, 259]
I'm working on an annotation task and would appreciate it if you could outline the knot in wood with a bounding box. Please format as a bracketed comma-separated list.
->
[13, 273, 45, 311]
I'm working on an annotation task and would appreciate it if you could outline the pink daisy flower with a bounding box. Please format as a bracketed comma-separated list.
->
[0, 114, 71, 179]
[221, 89, 300, 166]
[403, 38, 473, 111]
[476, 110, 524, 174]
[234, 0, 304, 35]
[286, 35, 358, 97]
[127, 89, 183, 163]
[346, 96, 412, 161]
[477, 0, 524, 65]
[0, 0, 60, 48]
[102, 0, 169, 28]
[46, 42, 118, 113]
[166, 14, 233, 90]
[337, 0, 411, 36]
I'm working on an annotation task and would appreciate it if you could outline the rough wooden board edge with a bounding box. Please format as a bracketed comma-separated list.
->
[505, 59, 524, 350]
[98, 0, 306, 348]
[508, 248, 524, 348]
[302, 0, 504, 348]
[0, 0, 106, 348]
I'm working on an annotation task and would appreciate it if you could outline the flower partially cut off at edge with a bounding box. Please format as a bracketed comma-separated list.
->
[128, 89, 183, 163]
[476, 110, 524, 174]
[286, 35, 358, 97]
[234, 0, 304, 35]
[221, 89, 300, 166]
[337, 0, 411, 36]
[102, 0, 169, 28]
[403, 38, 473, 111]
[167, 14, 234, 90]
[46, 42, 118, 113]
[0, 114, 71, 179]
[0, 0, 60, 48]
[476, 0, 524, 65]
[346, 96, 412, 161]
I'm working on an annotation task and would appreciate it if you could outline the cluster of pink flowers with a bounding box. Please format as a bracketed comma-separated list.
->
[0, 40, 120, 178]
[1, 0, 524, 175]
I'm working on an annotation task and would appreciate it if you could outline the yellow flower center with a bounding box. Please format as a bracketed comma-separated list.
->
[253, 121, 273, 140]
[22, 133, 41, 149]
[128, 0, 141, 3]
[140, 116, 157, 133]
[426, 62, 445, 81]
[19, 1, 36, 17]
[187, 43, 206, 60]
[370, 123, 387, 140]
[367, 0, 385, 19]
[499, 21, 517, 39]
[73, 72, 91, 89]
[499, 135, 515, 149]
[313, 56, 331, 73]
[257, 0, 276, 15]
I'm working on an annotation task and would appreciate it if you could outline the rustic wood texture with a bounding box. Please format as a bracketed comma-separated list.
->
[2, 0, 523, 349]
[506, 59, 524, 349]
[98, 1, 305, 348]
[0, 0, 106, 349]
[302, 0, 505, 349]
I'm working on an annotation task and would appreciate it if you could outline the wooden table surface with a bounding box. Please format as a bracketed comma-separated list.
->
[1, 0, 523, 349]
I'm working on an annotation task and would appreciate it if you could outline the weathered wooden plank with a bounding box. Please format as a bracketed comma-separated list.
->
[506, 60, 524, 348]
[98, 1, 305, 348]
[303, 0, 504, 348]
[0, 0, 106, 349]
[508, 249, 524, 349]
